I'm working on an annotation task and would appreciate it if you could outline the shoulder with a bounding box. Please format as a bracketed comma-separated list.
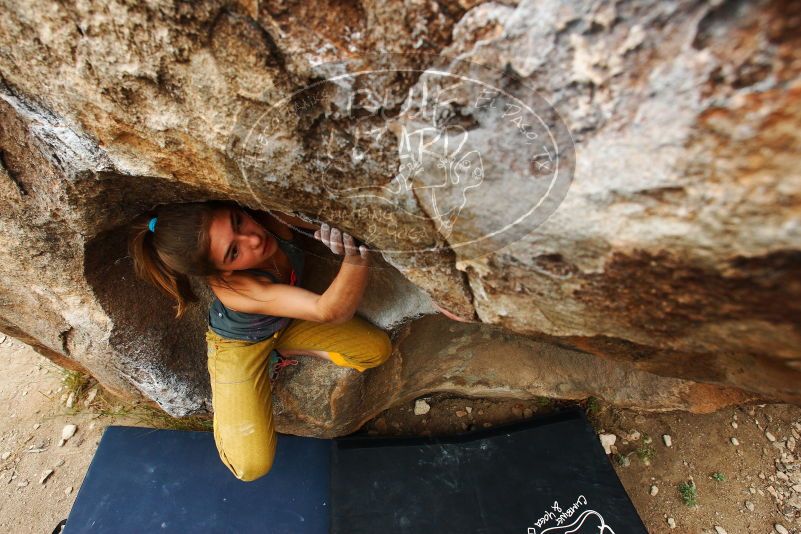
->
[207, 272, 272, 312]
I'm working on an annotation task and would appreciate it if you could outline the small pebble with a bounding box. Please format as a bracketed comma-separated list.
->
[32, 423, 40, 430]
[599, 433, 617, 455]
[745, 500, 754, 511]
[39, 469, 54, 484]
[64, 486, 73, 495]
[766, 431, 776, 442]
[714, 526, 727, 534]
[774, 524, 789, 534]
[373, 418, 387, 432]
[59, 424, 77, 447]
[1, 452, 10, 460]
[731, 437, 740, 446]
[62, 424, 77, 441]
[667, 517, 676, 529]
[663, 434, 672, 447]
[83, 388, 98, 406]
[413, 400, 430, 416]
[455, 410, 467, 418]
[650, 485, 658, 496]
[465, 407, 472, 414]
[731, 422, 738, 429]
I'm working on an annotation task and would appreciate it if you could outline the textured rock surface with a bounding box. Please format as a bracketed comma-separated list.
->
[274, 315, 758, 438]
[0, 0, 798, 430]
[444, 0, 801, 393]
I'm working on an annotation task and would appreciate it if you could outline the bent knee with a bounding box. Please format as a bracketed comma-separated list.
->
[226, 455, 274, 482]
[359, 329, 393, 370]
[375, 330, 392, 363]
[216, 440, 275, 482]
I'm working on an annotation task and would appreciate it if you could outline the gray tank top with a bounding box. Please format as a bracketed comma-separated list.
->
[207, 229, 306, 342]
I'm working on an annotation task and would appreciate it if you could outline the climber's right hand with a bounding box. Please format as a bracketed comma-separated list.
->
[314, 223, 369, 260]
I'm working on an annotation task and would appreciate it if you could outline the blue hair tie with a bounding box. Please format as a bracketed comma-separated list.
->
[148, 216, 158, 233]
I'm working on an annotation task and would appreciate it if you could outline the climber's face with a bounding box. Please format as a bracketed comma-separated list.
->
[208, 206, 278, 273]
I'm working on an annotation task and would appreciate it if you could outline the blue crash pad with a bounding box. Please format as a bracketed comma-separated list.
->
[62, 426, 329, 534]
[330, 407, 647, 534]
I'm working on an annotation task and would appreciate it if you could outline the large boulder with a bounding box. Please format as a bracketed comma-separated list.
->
[0, 0, 797, 430]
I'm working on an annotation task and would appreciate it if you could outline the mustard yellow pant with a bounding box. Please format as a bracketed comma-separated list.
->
[205, 315, 392, 482]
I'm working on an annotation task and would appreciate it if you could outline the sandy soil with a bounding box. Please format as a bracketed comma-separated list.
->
[1, 338, 799, 533]
[0, 336, 154, 534]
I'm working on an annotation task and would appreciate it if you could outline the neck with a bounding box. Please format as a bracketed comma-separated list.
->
[251, 247, 284, 276]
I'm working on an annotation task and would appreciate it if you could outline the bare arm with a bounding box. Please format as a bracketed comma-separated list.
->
[212, 261, 368, 324]
[213, 224, 370, 324]
[213, 280, 346, 323]
[313, 223, 370, 323]
[315, 253, 369, 324]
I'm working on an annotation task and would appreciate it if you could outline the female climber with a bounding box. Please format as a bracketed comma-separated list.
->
[127, 199, 392, 482]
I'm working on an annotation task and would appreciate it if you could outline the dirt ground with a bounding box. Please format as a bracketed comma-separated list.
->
[0, 337, 152, 533]
[1, 337, 799, 534]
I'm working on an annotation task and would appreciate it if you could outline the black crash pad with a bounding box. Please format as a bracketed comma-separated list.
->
[62, 426, 330, 534]
[330, 407, 646, 534]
